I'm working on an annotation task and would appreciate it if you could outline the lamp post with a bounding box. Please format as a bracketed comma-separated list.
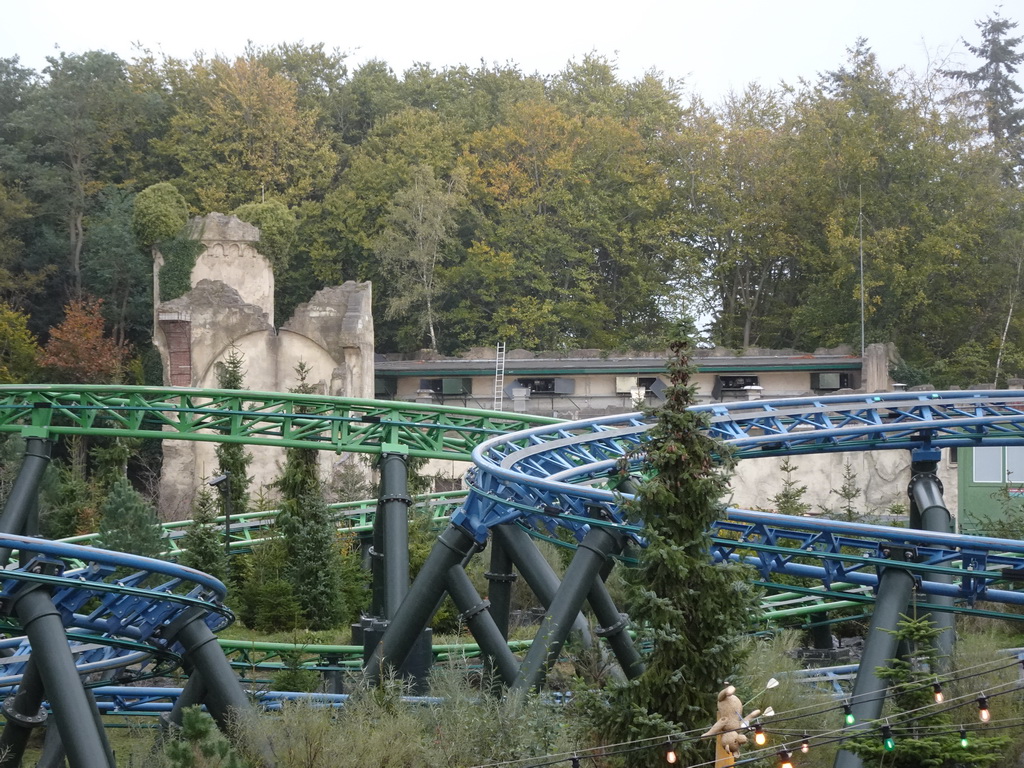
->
[208, 472, 231, 577]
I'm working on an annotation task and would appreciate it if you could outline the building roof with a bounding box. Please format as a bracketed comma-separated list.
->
[374, 350, 863, 378]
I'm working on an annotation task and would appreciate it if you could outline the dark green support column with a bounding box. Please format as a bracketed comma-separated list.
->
[492, 524, 593, 646]
[907, 448, 954, 668]
[445, 565, 520, 684]
[0, 658, 48, 768]
[365, 523, 478, 685]
[164, 608, 274, 767]
[9, 585, 113, 768]
[0, 435, 52, 564]
[513, 525, 626, 692]
[587, 575, 643, 680]
[485, 537, 516, 640]
[833, 560, 915, 768]
[161, 670, 208, 731]
[379, 450, 411, 619]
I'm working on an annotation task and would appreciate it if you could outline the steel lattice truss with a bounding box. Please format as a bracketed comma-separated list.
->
[0, 533, 231, 694]
[0, 386, 558, 460]
[453, 391, 1024, 610]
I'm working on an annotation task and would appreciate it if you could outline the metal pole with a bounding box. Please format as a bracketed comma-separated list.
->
[492, 524, 593, 647]
[0, 436, 53, 566]
[833, 564, 915, 768]
[10, 586, 112, 768]
[164, 607, 273, 766]
[485, 535, 516, 640]
[513, 525, 625, 691]
[445, 565, 520, 685]
[587, 574, 643, 681]
[0, 658, 48, 768]
[379, 452, 411, 619]
[364, 524, 478, 685]
[907, 450, 955, 668]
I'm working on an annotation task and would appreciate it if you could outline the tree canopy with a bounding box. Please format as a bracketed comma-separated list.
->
[0, 21, 1021, 383]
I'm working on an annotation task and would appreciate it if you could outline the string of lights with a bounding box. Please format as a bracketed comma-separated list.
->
[466, 655, 1024, 768]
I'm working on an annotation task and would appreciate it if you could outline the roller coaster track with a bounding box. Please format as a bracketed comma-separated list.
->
[3, 387, 1024, 725]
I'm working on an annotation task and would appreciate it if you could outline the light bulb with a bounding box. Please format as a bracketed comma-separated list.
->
[978, 695, 990, 723]
[665, 742, 677, 764]
[932, 682, 944, 703]
[960, 729, 969, 748]
[753, 722, 767, 747]
[800, 732, 810, 753]
[778, 749, 794, 768]
[882, 724, 895, 751]
[843, 703, 855, 726]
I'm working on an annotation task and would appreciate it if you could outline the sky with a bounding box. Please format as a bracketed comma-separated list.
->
[2, 1, 1019, 101]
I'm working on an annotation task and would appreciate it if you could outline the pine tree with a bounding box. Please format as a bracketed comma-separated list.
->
[595, 328, 759, 767]
[97, 476, 167, 558]
[179, 488, 228, 582]
[831, 460, 863, 521]
[770, 457, 811, 516]
[214, 347, 252, 515]
[846, 615, 1008, 767]
[275, 361, 343, 630]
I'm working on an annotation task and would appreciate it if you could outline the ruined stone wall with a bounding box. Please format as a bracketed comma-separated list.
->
[153, 214, 373, 519]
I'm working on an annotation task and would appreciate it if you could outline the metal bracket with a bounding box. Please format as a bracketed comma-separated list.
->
[459, 599, 490, 621]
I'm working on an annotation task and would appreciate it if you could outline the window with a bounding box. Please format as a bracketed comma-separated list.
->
[374, 376, 397, 400]
[713, 375, 759, 401]
[812, 372, 852, 392]
[974, 446, 1003, 483]
[418, 378, 472, 398]
[515, 377, 574, 395]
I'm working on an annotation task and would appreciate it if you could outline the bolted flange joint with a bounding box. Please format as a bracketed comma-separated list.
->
[2, 696, 47, 728]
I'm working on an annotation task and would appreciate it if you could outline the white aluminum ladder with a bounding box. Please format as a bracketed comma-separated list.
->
[493, 341, 506, 411]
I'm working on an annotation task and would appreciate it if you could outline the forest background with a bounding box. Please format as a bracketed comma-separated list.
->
[0, 12, 1023, 389]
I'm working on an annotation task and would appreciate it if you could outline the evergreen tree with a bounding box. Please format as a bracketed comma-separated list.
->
[179, 488, 228, 582]
[944, 12, 1024, 176]
[595, 328, 758, 766]
[97, 476, 166, 558]
[828, 460, 863, 521]
[846, 615, 1008, 767]
[275, 361, 343, 630]
[214, 347, 252, 516]
[770, 457, 811, 516]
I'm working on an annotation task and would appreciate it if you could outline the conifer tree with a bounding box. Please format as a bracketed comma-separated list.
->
[770, 456, 811, 516]
[214, 347, 252, 516]
[846, 615, 1008, 766]
[179, 487, 228, 581]
[596, 328, 758, 766]
[275, 361, 343, 630]
[97, 476, 167, 558]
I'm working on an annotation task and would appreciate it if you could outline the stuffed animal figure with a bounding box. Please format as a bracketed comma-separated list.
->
[702, 685, 762, 754]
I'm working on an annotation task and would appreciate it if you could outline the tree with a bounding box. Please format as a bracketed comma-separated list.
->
[0, 302, 39, 383]
[770, 457, 811, 516]
[10, 52, 148, 298]
[97, 476, 167, 558]
[213, 348, 252, 516]
[846, 615, 1008, 767]
[274, 361, 343, 630]
[944, 12, 1024, 176]
[154, 55, 337, 211]
[37, 297, 128, 383]
[374, 164, 466, 350]
[83, 187, 152, 348]
[594, 328, 758, 766]
[233, 200, 297, 270]
[178, 488, 228, 582]
[132, 182, 189, 252]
